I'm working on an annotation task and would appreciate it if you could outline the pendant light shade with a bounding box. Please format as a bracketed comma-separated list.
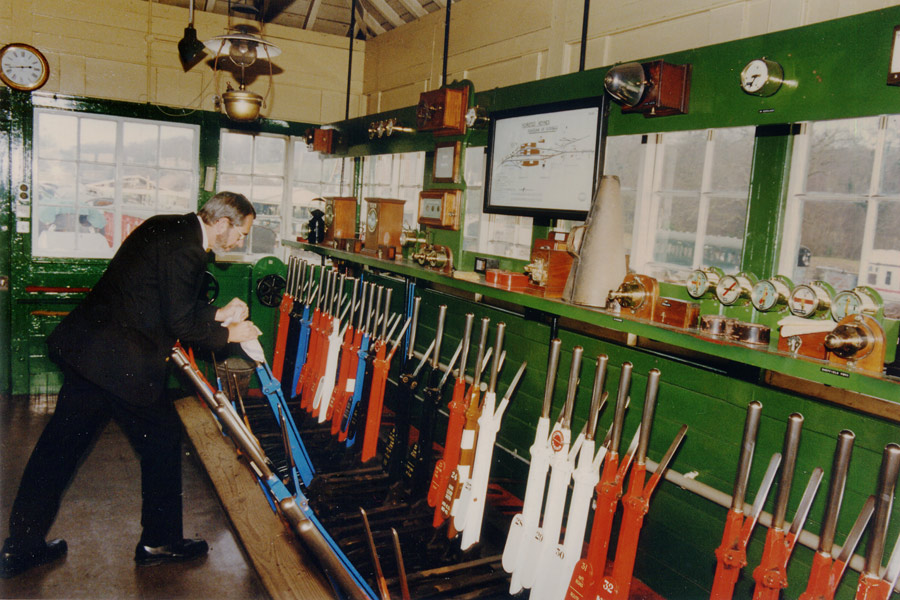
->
[177, 0, 207, 71]
[204, 29, 281, 67]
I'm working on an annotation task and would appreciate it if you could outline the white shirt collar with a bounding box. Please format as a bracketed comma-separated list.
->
[196, 214, 210, 251]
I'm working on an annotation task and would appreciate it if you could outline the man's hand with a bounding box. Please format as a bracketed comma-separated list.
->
[216, 297, 249, 324]
[227, 321, 262, 343]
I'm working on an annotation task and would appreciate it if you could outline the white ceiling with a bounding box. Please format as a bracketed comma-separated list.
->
[153, 0, 447, 39]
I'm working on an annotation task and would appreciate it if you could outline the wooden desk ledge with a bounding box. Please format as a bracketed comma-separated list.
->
[175, 395, 334, 600]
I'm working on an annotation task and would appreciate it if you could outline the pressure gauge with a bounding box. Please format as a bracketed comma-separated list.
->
[831, 286, 882, 321]
[686, 267, 724, 299]
[750, 275, 793, 312]
[788, 281, 834, 318]
[715, 272, 757, 306]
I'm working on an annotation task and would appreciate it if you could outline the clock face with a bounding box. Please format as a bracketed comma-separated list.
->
[740, 58, 783, 97]
[0, 44, 49, 91]
[366, 207, 378, 233]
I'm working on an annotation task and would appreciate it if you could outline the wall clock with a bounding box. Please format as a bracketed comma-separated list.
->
[740, 57, 784, 97]
[0, 43, 49, 91]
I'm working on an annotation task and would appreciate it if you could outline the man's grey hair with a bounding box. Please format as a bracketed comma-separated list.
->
[198, 191, 256, 226]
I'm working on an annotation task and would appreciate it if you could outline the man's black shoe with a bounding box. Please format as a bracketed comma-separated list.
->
[134, 538, 209, 566]
[0, 538, 68, 579]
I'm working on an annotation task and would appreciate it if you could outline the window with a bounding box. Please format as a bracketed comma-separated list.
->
[290, 139, 354, 240]
[32, 109, 199, 259]
[462, 147, 533, 260]
[360, 152, 425, 235]
[217, 130, 287, 258]
[607, 127, 755, 281]
[781, 116, 900, 316]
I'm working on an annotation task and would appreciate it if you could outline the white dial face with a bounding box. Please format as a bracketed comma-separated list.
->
[686, 269, 711, 299]
[789, 285, 821, 317]
[741, 60, 769, 93]
[366, 207, 378, 233]
[751, 280, 778, 311]
[1, 45, 47, 89]
[832, 291, 862, 321]
[716, 275, 744, 305]
[751, 279, 789, 312]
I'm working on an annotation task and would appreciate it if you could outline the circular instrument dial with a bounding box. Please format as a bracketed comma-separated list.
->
[686, 267, 723, 299]
[750, 277, 792, 312]
[788, 281, 833, 318]
[831, 290, 862, 321]
[832, 286, 881, 321]
[366, 206, 378, 233]
[715, 272, 756, 306]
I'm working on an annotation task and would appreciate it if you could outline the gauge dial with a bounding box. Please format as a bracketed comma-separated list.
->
[686, 267, 723, 299]
[715, 272, 756, 306]
[832, 286, 881, 321]
[751, 276, 792, 312]
[788, 281, 833, 318]
[831, 290, 862, 321]
[366, 207, 378, 233]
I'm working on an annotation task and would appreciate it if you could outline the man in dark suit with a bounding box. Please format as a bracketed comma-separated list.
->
[1, 191, 262, 578]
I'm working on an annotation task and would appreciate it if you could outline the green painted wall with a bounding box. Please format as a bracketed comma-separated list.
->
[334, 264, 898, 600]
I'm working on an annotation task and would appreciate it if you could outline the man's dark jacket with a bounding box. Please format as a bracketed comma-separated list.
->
[48, 213, 230, 404]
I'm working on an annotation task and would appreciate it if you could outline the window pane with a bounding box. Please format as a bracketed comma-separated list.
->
[794, 198, 866, 291]
[159, 126, 194, 169]
[122, 121, 159, 166]
[79, 118, 116, 163]
[465, 147, 485, 187]
[806, 118, 878, 194]
[710, 127, 754, 192]
[706, 195, 747, 239]
[293, 148, 324, 182]
[659, 131, 705, 191]
[79, 164, 116, 207]
[37, 113, 77, 161]
[252, 175, 284, 216]
[880, 116, 900, 195]
[703, 195, 745, 271]
[36, 159, 77, 205]
[605, 134, 644, 189]
[605, 134, 644, 254]
[254, 136, 286, 176]
[874, 200, 900, 251]
[653, 193, 698, 267]
[250, 219, 279, 255]
[159, 169, 194, 210]
[218, 173, 252, 198]
[220, 132, 253, 174]
[122, 166, 158, 207]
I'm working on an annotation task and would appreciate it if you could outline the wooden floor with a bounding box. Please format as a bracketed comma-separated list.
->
[174, 394, 333, 599]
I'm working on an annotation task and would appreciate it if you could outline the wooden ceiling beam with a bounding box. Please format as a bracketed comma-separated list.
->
[396, 0, 426, 18]
[305, 0, 321, 29]
[365, 0, 403, 28]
